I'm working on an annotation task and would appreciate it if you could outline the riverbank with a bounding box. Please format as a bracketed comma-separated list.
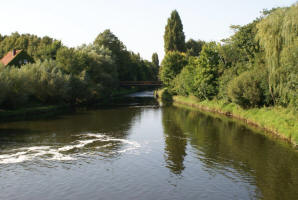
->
[156, 89, 298, 148]
[0, 105, 72, 121]
[0, 87, 142, 122]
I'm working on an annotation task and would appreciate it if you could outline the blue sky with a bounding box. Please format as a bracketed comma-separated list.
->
[1, 0, 296, 60]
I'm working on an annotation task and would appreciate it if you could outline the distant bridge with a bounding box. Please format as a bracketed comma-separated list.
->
[119, 81, 162, 86]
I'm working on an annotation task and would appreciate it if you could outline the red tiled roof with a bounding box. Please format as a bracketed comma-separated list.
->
[0, 50, 23, 66]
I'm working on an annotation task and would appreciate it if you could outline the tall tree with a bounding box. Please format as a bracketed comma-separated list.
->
[93, 29, 126, 58]
[164, 10, 186, 53]
[152, 52, 159, 67]
[256, 4, 298, 106]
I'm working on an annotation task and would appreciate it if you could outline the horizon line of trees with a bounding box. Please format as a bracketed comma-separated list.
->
[0, 30, 160, 109]
[159, 4, 297, 110]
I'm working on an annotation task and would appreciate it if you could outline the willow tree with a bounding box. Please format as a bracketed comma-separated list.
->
[256, 4, 298, 107]
[164, 10, 186, 53]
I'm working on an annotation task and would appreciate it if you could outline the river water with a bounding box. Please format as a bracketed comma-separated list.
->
[0, 91, 297, 200]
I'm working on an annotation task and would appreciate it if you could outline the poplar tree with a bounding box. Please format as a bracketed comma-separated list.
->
[152, 53, 159, 68]
[164, 10, 186, 53]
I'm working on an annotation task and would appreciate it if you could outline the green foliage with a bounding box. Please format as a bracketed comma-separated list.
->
[216, 14, 267, 103]
[56, 47, 86, 74]
[152, 52, 159, 68]
[192, 42, 220, 100]
[167, 4, 297, 111]
[0, 30, 158, 109]
[170, 42, 221, 101]
[185, 39, 205, 57]
[80, 44, 118, 98]
[171, 57, 197, 96]
[94, 29, 126, 57]
[164, 10, 186, 53]
[229, 20, 261, 62]
[173, 95, 298, 145]
[0, 32, 62, 61]
[151, 53, 160, 80]
[227, 68, 271, 108]
[159, 51, 187, 86]
[161, 89, 173, 105]
[0, 60, 70, 108]
[256, 4, 298, 107]
[93, 29, 156, 81]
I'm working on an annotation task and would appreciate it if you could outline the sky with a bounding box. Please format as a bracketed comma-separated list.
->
[0, 0, 296, 60]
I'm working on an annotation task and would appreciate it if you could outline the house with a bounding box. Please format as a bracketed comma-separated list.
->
[0, 49, 33, 67]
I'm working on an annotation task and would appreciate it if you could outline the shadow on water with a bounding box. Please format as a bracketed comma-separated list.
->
[0, 101, 147, 163]
[161, 105, 298, 199]
[0, 91, 159, 162]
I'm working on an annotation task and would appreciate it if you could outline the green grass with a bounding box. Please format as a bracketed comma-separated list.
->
[156, 89, 298, 147]
[174, 96, 298, 146]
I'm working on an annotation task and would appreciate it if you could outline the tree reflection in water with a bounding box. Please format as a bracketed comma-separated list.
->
[161, 105, 298, 199]
[162, 106, 187, 175]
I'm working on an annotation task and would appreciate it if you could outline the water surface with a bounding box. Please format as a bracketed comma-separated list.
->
[0, 91, 297, 200]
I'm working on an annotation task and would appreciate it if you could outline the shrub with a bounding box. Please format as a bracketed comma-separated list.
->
[227, 69, 271, 108]
[161, 89, 173, 105]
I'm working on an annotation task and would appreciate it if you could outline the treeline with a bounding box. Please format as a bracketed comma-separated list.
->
[0, 30, 159, 109]
[160, 4, 297, 109]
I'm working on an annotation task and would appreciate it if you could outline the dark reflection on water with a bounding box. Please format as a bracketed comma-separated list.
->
[162, 106, 298, 199]
[162, 107, 187, 175]
[0, 92, 297, 200]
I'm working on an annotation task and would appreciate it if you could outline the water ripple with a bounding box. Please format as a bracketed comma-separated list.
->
[0, 133, 141, 164]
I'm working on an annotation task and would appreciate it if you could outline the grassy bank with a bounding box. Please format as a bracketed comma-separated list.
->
[156, 89, 298, 147]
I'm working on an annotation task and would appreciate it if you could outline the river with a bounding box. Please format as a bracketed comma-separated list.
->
[0, 91, 297, 200]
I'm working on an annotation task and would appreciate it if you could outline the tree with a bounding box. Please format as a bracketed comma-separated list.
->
[93, 29, 152, 81]
[0, 32, 63, 61]
[193, 42, 220, 100]
[256, 4, 298, 107]
[171, 57, 197, 96]
[159, 51, 187, 86]
[152, 52, 159, 68]
[164, 10, 186, 53]
[56, 47, 86, 75]
[185, 39, 205, 57]
[93, 29, 126, 60]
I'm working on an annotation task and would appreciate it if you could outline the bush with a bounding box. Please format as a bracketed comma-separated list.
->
[217, 61, 251, 100]
[227, 69, 271, 108]
[161, 89, 173, 105]
[0, 67, 29, 108]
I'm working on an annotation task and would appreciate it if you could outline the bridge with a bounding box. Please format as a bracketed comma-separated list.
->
[119, 81, 162, 86]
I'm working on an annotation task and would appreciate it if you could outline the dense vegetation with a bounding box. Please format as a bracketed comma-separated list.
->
[160, 5, 297, 110]
[0, 30, 159, 109]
